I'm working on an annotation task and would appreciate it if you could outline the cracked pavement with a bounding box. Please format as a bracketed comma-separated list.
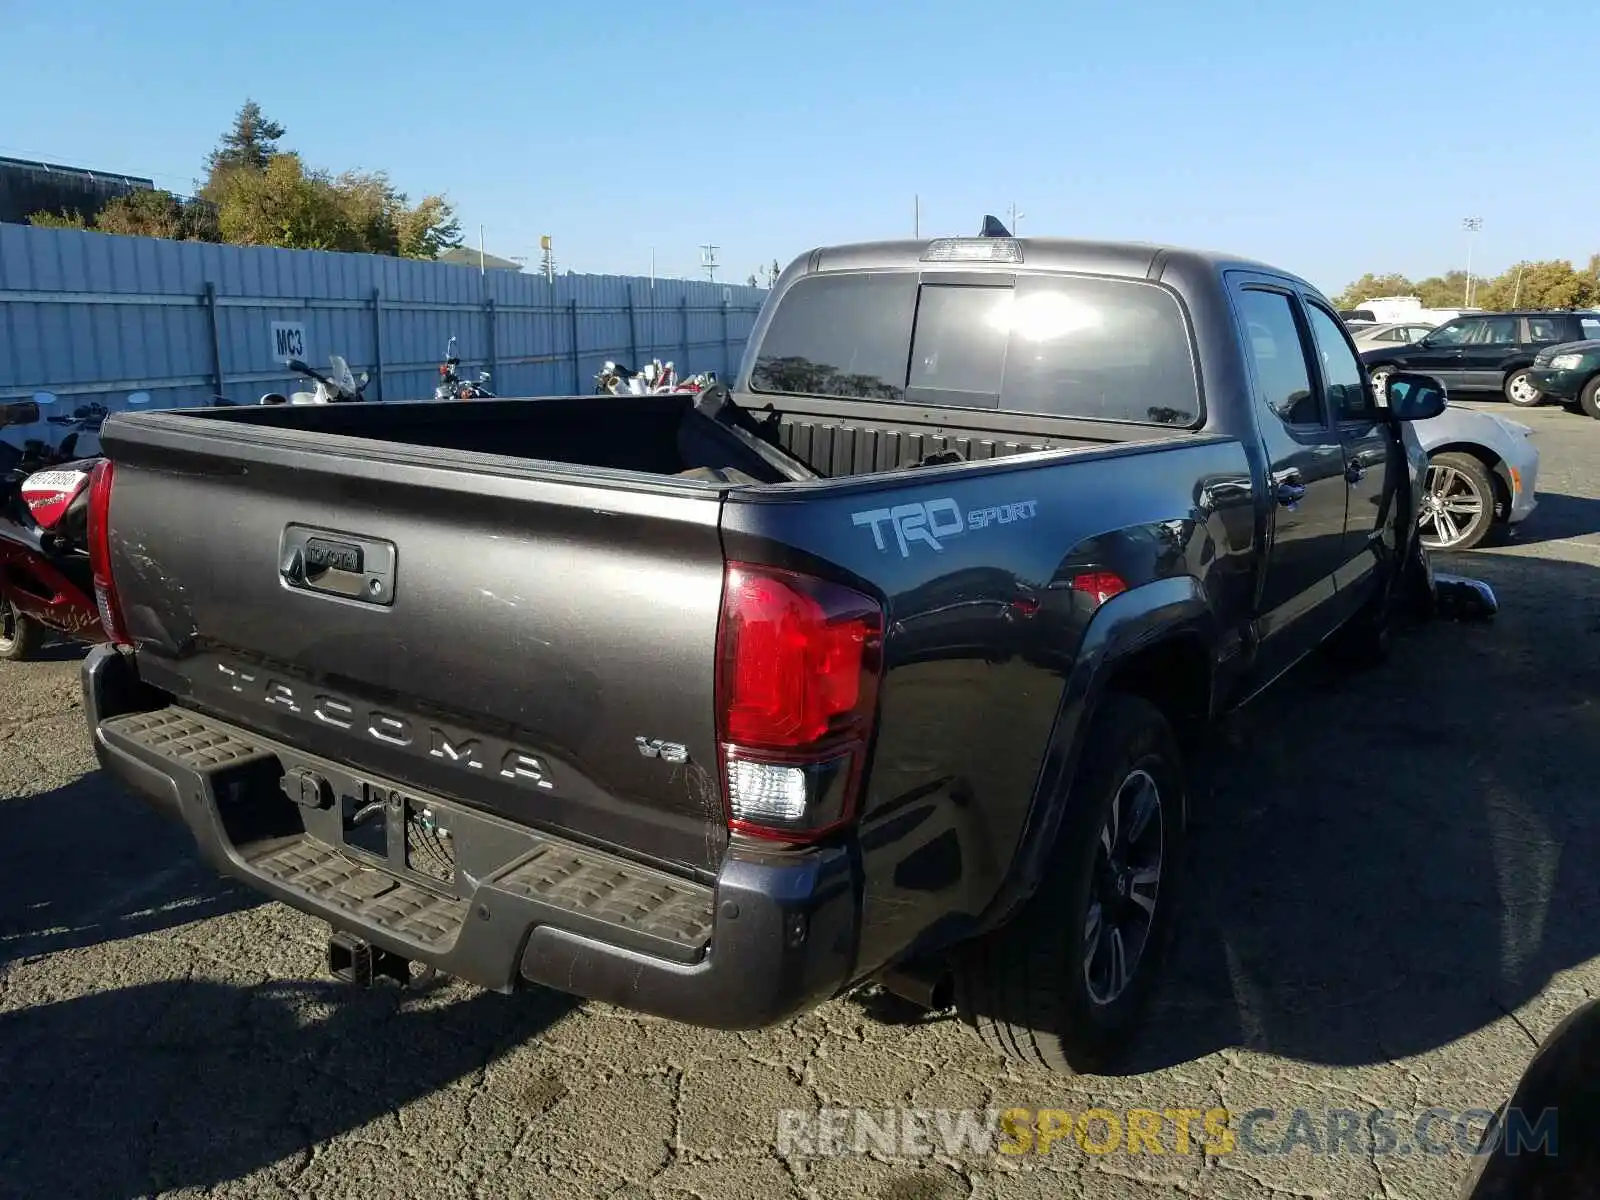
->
[2, 402, 1599, 1199]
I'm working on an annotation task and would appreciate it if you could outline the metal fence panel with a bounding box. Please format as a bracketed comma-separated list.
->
[0, 224, 770, 413]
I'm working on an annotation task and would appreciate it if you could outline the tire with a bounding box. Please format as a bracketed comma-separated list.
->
[954, 693, 1186, 1075]
[0, 595, 46, 662]
[1580, 376, 1600, 421]
[1418, 451, 1496, 551]
[1503, 367, 1543, 408]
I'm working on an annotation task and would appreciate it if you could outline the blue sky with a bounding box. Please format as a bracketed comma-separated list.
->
[2, 0, 1587, 293]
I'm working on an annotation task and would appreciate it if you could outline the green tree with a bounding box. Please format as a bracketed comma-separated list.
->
[1332, 273, 1414, 309]
[392, 192, 461, 259]
[211, 156, 461, 258]
[94, 189, 219, 242]
[205, 99, 286, 178]
[1413, 271, 1472, 309]
[1475, 260, 1598, 311]
[26, 209, 88, 229]
[214, 154, 359, 251]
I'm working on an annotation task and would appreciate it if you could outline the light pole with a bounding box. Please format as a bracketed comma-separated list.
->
[1008, 202, 1025, 235]
[1462, 216, 1483, 306]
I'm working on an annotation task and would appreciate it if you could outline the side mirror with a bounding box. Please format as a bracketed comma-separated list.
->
[259, 392, 290, 406]
[1382, 372, 1447, 421]
[0, 400, 41, 428]
[358, 371, 370, 385]
[286, 359, 309, 373]
[127, 391, 151, 407]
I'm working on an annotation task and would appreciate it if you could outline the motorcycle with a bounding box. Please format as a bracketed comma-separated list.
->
[433, 336, 494, 400]
[258, 355, 371, 405]
[593, 358, 718, 397]
[0, 390, 149, 660]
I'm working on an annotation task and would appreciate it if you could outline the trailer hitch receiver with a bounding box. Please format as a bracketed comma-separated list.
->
[327, 930, 411, 987]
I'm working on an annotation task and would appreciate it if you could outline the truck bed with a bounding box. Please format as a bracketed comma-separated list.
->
[180, 391, 1187, 484]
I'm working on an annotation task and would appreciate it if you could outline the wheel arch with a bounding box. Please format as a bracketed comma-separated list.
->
[1429, 441, 1512, 521]
[972, 576, 1219, 936]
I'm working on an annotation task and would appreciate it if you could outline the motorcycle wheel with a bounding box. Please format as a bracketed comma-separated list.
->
[0, 595, 46, 661]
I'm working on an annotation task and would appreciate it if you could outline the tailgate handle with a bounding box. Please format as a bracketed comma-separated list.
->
[278, 524, 397, 607]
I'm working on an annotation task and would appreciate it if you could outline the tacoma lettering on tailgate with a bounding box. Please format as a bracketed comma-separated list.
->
[213, 661, 557, 790]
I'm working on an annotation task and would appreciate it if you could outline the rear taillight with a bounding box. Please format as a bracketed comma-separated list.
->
[715, 563, 884, 843]
[86, 460, 130, 646]
[1070, 571, 1127, 607]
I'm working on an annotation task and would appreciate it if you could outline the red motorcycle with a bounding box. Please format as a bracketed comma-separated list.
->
[0, 393, 116, 660]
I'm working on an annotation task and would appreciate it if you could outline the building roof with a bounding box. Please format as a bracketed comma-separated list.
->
[436, 246, 525, 271]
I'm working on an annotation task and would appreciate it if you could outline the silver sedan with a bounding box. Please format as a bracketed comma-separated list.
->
[1412, 402, 1540, 551]
[1352, 321, 1437, 352]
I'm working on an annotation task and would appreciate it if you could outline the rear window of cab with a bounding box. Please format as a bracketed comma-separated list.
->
[749, 272, 1201, 427]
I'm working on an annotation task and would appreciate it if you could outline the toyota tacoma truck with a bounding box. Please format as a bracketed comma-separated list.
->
[81, 222, 1455, 1075]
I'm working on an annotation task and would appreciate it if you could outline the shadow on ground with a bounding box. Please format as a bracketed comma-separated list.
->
[0, 773, 261, 965]
[0, 977, 578, 1199]
[1121, 548, 1600, 1071]
[1500, 491, 1600, 545]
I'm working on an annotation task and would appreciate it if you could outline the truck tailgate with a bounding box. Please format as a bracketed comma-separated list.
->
[101, 419, 729, 875]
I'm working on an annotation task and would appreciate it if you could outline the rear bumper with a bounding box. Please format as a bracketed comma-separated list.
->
[82, 645, 860, 1029]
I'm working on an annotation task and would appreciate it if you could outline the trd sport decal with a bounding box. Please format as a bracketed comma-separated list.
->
[851, 498, 1038, 557]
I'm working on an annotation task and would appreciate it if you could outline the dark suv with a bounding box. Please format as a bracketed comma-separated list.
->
[1361, 310, 1600, 409]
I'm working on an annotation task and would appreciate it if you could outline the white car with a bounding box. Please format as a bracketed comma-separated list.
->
[1412, 403, 1539, 551]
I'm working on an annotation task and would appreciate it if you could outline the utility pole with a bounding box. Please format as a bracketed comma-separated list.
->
[1462, 216, 1483, 306]
[914, 194, 920, 238]
[539, 235, 554, 283]
[1008, 202, 1025, 235]
[479, 224, 486, 276]
[700, 243, 720, 282]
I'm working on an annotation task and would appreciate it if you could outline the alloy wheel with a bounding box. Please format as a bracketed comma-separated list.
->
[1418, 462, 1485, 549]
[1082, 768, 1164, 1006]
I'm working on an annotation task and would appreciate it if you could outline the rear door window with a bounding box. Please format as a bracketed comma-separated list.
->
[994, 276, 1199, 425]
[1527, 316, 1564, 343]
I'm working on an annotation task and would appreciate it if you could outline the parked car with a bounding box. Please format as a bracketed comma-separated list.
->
[82, 223, 1471, 1076]
[1350, 320, 1436, 352]
[1363, 310, 1600, 408]
[1412, 404, 1539, 550]
[1526, 337, 1600, 418]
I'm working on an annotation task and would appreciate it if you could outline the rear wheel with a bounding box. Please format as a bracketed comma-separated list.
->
[1504, 368, 1543, 408]
[954, 694, 1186, 1075]
[1579, 376, 1600, 420]
[0, 595, 46, 661]
[1418, 451, 1496, 551]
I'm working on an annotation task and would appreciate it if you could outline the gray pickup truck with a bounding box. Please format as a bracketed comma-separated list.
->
[81, 223, 1461, 1075]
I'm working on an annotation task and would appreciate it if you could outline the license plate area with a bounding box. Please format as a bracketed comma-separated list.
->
[333, 783, 459, 892]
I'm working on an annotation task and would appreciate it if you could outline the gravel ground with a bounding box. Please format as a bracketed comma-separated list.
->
[2, 401, 1598, 1200]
